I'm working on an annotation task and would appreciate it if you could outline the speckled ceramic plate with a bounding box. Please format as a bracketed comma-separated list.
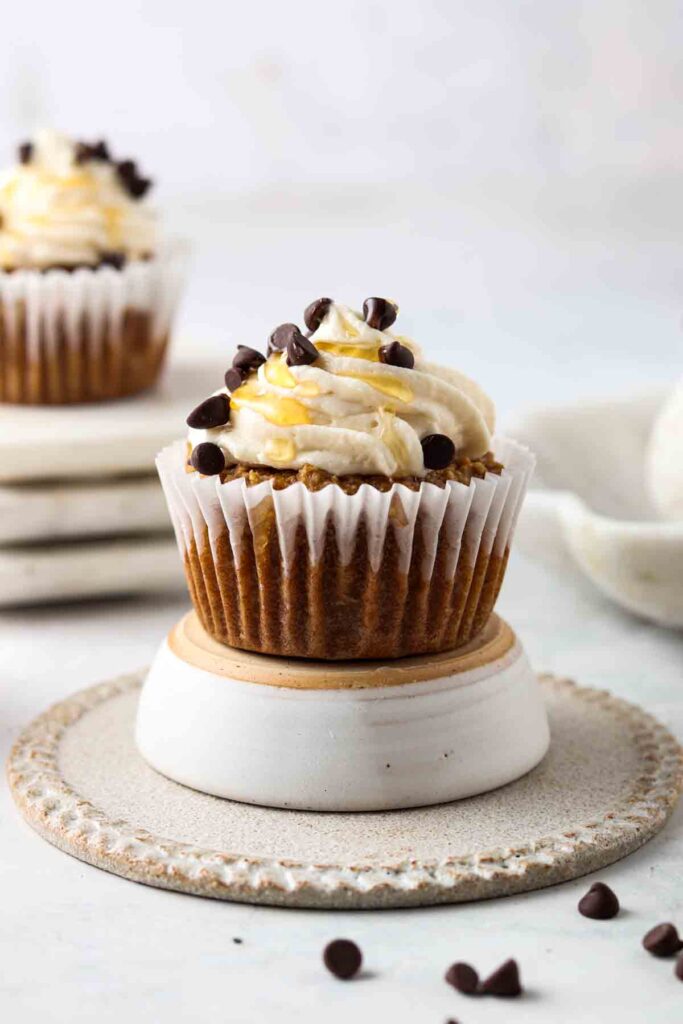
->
[8, 672, 683, 909]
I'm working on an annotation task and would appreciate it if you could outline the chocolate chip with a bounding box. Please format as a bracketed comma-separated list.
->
[186, 394, 231, 429]
[479, 959, 522, 997]
[676, 954, 683, 982]
[224, 367, 246, 392]
[116, 159, 152, 199]
[75, 139, 110, 164]
[232, 937, 243, 945]
[304, 297, 332, 332]
[444, 962, 479, 995]
[322, 939, 362, 980]
[190, 442, 225, 476]
[379, 340, 414, 369]
[363, 296, 397, 331]
[421, 434, 455, 470]
[18, 141, 33, 165]
[578, 882, 620, 920]
[233, 345, 266, 373]
[99, 251, 126, 270]
[286, 329, 318, 367]
[268, 323, 300, 356]
[643, 923, 683, 957]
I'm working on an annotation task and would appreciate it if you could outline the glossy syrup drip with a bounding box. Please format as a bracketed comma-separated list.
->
[264, 437, 297, 464]
[335, 371, 414, 404]
[230, 381, 311, 426]
[378, 409, 410, 470]
[315, 340, 380, 362]
[264, 355, 321, 396]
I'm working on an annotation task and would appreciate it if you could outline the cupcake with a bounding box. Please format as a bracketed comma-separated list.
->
[0, 130, 185, 404]
[157, 297, 534, 659]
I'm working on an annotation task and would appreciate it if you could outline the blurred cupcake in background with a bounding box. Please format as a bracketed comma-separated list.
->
[0, 130, 186, 404]
[158, 297, 535, 660]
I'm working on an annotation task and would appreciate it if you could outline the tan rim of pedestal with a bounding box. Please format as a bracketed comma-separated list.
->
[169, 611, 516, 690]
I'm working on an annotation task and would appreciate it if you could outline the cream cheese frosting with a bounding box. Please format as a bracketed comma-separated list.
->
[188, 300, 495, 478]
[0, 131, 156, 269]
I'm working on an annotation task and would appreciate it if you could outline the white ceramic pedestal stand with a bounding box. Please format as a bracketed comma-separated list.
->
[136, 613, 549, 812]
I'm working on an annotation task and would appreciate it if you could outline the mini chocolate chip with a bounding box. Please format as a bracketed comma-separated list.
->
[444, 962, 479, 995]
[379, 340, 414, 369]
[18, 141, 33, 164]
[363, 296, 398, 331]
[90, 139, 110, 161]
[479, 959, 522, 997]
[268, 323, 300, 356]
[190, 442, 225, 476]
[224, 366, 246, 392]
[232, 937, 243, 945]
[421, 433, 455, 470]
[578, 882, 620, 920]
[304, 297, 332, 332]
[186, 394, 231, 429]
[116, 159, 152, 199]
[75, 139, 111, 164]
[323, 939, 362, 980]
[233, 345, 266, 373]
[286, 329, 318, 367]
[99, 251, 126, 270]
[643, 923, 683, 957]
[676, 954, 683, 982]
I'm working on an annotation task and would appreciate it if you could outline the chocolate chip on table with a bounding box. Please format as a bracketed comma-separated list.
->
[323, 939, 362, 980]
[676, 954, 683, 981]
[642, 923, 683, 957]
[444, 962, 479, 995]
[268, 323, 300, 356]
[224, 366, 246, 392]
[186, 394, 231, 429]
[18, 141, 33, 164]
[421, 433, 455, 470]
[578, 882, 620, 920]
[232, 345, 266, 373]
[479, 958, 523, 997]
[363, 296, 398, 331]
[286, 328, 318, 367]
[190, 442, 225, 476]
[303, 297, 332, 332]
[379, 340, 414, 369]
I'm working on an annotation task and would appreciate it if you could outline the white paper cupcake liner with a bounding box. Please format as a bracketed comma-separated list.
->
[0, 240, 187, 403]
[157, 436, 534, 659]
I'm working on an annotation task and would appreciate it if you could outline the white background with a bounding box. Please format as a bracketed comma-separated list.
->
[2, 3, 683, 1022]
[1, 0, 682, 415]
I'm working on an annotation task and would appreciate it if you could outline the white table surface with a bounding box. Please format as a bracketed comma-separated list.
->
[1, 546, 682, 1024]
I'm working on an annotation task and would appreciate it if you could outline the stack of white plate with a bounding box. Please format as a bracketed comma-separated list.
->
[0, 359, 220, 606]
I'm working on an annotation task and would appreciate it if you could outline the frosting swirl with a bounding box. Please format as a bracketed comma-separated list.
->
[188, 301, 495, 479]
[0, 131, 156, 269]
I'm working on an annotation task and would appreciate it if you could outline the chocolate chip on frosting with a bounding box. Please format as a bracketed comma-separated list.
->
[444, 962, 479, 995]
[116, 159, 152, 199]
[379, 340, 414, 369]
[642, 923, 683, 957]
[304, 297, 332, 333]
[286, 328, 318, 367]
[479, 959, 523, 997]
[75, 139, 110, 164]
[363, 296, 398, 331]
[268, 323, 300, 356]
[224, 367, 247, 392]
[578, 882, 620, 920]
[421, 433, 455, 470]
[233, 345, 266, 373]
[322, 939, 362, 980]
[186, 394, 231, 430]
[17, 141, 33, 165]
[99, 251, 126, 270]
[190, 442, 225, 476]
